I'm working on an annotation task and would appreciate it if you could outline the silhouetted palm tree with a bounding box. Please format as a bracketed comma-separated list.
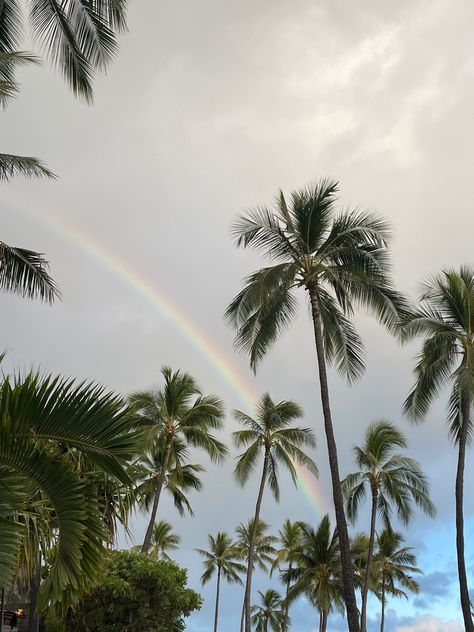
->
[288, 516, 343, 632]
[196, 532, 246, 632]
[271, 520, 303, 632]
[132, 521, 180, 561]
[234, 519, 278, 632]
[374, 530, 421, 632]
[403, 267, 474, 631]
[233, 393, 317, 632]
[226, 179, 405, 632]
[251, 589, 284, 632]
[342, 420, 435, 632]
[129, 367, 227, 553]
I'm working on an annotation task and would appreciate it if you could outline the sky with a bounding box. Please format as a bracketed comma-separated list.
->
[2, 0, 474, 630]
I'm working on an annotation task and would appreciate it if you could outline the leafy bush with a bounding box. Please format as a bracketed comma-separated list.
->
[62, 550, 201, 632]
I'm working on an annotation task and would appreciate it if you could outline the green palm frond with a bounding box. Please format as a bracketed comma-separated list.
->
[0, 241, 60, 303]
[0, 154, 55, 180]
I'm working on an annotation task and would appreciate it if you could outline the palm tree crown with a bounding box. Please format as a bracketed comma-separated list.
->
[196, 532, 246, 632]
[342, 421, 435, 527]
[288, 516, 343, 632]
[375, 529, 421, 632]
[234, 519, 277, 573]
[134, 521, 180, 561]
[251, 589, 284, 632]
[130, 367, 227, 553]
[233, 393, 317, 500]
[403, 266, 474, 630]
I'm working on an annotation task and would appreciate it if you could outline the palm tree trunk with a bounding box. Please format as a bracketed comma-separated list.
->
[240, 600, 245, 632]
[361, 488, 378, 632]
[318, 610, 323, 632]
[380, 570, 385, 632]
[282, 564, 291, 632]
[213, 566, 221, 632]
[455, 397, 473, 631]
[321, 609, 328, 632]
[308, 283, 360, 632]
[141, 438, 173, 554]
[244, 449, 269, 632]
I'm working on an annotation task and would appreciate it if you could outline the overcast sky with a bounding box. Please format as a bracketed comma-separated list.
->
[2, 0, 474, 630]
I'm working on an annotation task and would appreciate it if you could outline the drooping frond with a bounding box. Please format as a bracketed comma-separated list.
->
[0, 154, 56, 180]
[0, 242, 60, 303]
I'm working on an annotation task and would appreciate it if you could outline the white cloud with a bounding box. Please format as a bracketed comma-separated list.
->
[395, 615, 464, 632]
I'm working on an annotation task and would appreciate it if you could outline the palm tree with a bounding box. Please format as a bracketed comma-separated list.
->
[0, 371, 140, 610]
[135, 437, 205, 518]
[233, 393, 317, 632]
[271, 520, 303, 632]
[0, 1, 128, 101]
[132, 521, 180, 561]
[196, 532, 246, 632]
[234, 518, 278, 573]
[341, 421, 435, 632]
[234, 519, 278, 632]
[226, 179, 405, 632]
[130, 367, 227, 554]
[250, 589, 284, 632]
[374, 530, 421, 632]
[288, 516, 343, 632]
[403, 266, 474, 630]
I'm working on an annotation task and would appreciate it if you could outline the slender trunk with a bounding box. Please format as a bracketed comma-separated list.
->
[456, 397, 473, 631]
[213, 566, 221, 632]
[361, 488, 378, 632]
[308, 284, 360, 632]
[141, 437, 173, 554]
[240, 600, 245, 632]
[0, 588, 4, 632]
[282, 563, 291, 632]
[244, 449, 269, 632]
[321, 609, 328, 632]
[318, 610, 323, 632]
[380, 570, 385, 632]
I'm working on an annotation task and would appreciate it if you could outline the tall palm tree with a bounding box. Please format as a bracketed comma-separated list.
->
[196, 532, 246, 632]
[251, 589, 284, 632]
[132, 520, 180, 561]
[374, 530, 421, 632]
[0, 1, 128, 101]
[403, 266, 474, 631]
[233, 393, 317, 632]
[226, 179, 405, 632]
[0, 371, 140, 610]
[234, 519, 278, 632]
[135, 437, 205, 518]
[234, 518, 278, 573]
[271, 520, 303, 632]
[288, 516, 343, 632]
[341, 421, 435, 632]
[130, 367, 227, 554]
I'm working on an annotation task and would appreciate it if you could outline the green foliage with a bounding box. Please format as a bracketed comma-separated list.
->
[226, 179, 406, 374]
[0, 372, 141, 610]
[251, 589, 284, 632]
[196, 531, 245, 586]
[64, 550, 201, 632]
[233, 393, 317, 501]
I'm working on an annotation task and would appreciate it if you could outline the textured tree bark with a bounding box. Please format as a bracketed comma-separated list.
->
[361, 487, 378, 632]
[282, 562, 292, 632]
[213, 566, 221, 632]
[380, 570, 385, 632]
[141, 438, 173, 554]
[243, 449, 269, 632]
[455, 396, 473, 631]
[308, 283, 360, 632]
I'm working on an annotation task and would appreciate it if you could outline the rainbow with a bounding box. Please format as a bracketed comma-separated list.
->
[5, 190, 331, 518]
